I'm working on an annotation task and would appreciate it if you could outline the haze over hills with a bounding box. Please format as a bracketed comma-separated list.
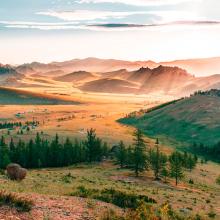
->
[2, 61, 220, 97]
[0, 87, 79, 105]
[13, 57, 220, 77]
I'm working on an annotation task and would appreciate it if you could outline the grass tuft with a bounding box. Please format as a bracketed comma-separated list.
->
[0, 191, 33, 212]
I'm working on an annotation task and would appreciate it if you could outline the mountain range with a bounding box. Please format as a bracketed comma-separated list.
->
[1, 57, 220, 97]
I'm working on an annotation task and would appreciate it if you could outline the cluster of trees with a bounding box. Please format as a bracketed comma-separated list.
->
[115, 129, 198, 185]
[191, 142, 220, 162]
[0, 127, 199, 185]
[0, 120, 39, 131]
[0, 122, 22, 130]
[0, 128, 108, 169]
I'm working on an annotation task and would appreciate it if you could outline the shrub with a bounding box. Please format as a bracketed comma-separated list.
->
[208, 211, 216, 219]
[70, 185, 98, 198]
[61, 173, 75, 183]
[96, 188, 156, 209]
[71, 186, 156, 209]
[216, 176, 220, 185]
[0, 191, 33, 212]
[101, 209, 124, 220]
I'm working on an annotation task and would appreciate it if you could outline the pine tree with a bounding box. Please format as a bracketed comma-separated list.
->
[64, 137, 73, 166]
[149, 139, 167, 180]
[9, 138, 16, 162]
[161, 167, 169, 183]
[84, 128, 103, 162]
[0, 136, 11, 169]
[169, 151, 183, 186]
[115, 141, 127, 168]
[131, 129, 147, 177]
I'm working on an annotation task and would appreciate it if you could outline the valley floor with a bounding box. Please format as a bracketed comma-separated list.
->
[0, 89, 219, 219]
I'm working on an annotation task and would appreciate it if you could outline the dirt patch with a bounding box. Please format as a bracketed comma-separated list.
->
[0, 193, 120, 220]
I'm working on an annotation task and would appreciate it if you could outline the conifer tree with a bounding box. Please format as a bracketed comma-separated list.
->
[131, 129, 147, 177]
[169, 151, 183, 186]
[0, 136, 10, 169]
[149, 139, 167, 180]
[115, 141, 127, 168]
[161, 166, 169, 183]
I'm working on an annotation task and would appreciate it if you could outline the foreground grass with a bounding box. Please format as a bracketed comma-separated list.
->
[0, 191, 33, 212]
[0, 161, 219, 219]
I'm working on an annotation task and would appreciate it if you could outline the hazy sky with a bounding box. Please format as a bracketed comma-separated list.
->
[0, 0, 220, 64]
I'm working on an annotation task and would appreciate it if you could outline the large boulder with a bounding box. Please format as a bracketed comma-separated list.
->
[6, 163, 27, 181]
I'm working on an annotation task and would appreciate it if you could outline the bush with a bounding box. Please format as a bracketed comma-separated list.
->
[61, 173, 75, 183]
[96, 188, 156, 209]
[0, 191, 33, 212]
[71, 185, 98, 198]
[71, 186, 156, 209]
[216, 176, 220, 185]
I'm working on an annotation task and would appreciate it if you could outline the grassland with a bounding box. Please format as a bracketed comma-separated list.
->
[0, 161, 219, 219]
[0, 81, 219, 219]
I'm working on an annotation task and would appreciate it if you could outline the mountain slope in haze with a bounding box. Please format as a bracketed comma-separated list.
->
[80, 78, 139, 93]
[119, 90, 220, 145]
[0, 87, 79, 105]
[0, 66, 24, 86]
[54, 71, 96, 84]
[78, 66, 195, 96]
[161, 57, 220, 77]
[51, 65, 220, 96]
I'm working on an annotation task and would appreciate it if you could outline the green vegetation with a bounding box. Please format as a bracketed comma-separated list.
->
[0, 191, 33, 212]
[0, 129, 108, 169]
[114, 132, 198, 186]
[101, 202, 206, 220]
[72, 186, 156, 208]
[190, 142, 220, 162]
[119, 92, 220, 161]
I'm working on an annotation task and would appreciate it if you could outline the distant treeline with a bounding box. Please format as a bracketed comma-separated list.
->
[0, 122, 22, 130]
[191, 142, 220, 162]
[0, 129, 108, 169]
[193, 89, 220, 97]
[0, 121, 39, 130]
[123, 98, 183, 119]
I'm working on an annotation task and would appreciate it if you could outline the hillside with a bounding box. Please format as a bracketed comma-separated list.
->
[80, 78, 139, 93]
[0, 87, 79, 105]
[119, 90, 220, 146]
[54, 71, 96, 83]
[78, 66, 195, 96]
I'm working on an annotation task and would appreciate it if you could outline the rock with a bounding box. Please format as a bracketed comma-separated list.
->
[16, 168, 27, 181]
[6, 163, 27, 181]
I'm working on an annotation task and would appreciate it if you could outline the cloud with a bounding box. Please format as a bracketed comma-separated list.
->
[37, 10, 148, 21]
[90, 20, 220, 27]
[76, 0, 200, 6]
[2, 20, 220, 31]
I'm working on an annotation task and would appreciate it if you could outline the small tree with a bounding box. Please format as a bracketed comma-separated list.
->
[149, 139, 167, 180]
[131, 129, 147, 177]
[115, 141, 127, 168]
[161, 167, 169, 183]
[169, 151, 183, 186]
[0, 136, 11, 169]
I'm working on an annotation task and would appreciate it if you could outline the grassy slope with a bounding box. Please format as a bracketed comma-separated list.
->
[119, 95, 220, 146]
[0, 87, 80, 105]
[0, 162, 219, 218]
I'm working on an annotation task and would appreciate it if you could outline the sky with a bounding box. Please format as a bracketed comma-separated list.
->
[0, 0, 220, 64]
